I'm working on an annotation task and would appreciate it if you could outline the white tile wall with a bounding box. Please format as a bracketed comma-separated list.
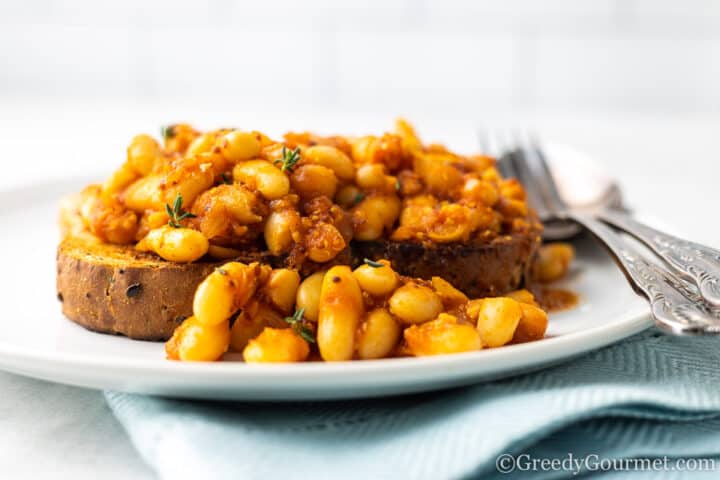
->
[334, 31, 515, 115]
[0, 24, 135, 96]
[1, 0, 719, 114]
[145, 27, 316, 101]
[533, 35, 720, 112]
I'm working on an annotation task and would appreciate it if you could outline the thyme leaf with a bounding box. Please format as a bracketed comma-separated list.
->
[363, 258, 384, 268]
[273, 145, 302, 173]
[283, 308, 315, 343]
[166, 193, 197, 228]
[161, 124, 176, 141]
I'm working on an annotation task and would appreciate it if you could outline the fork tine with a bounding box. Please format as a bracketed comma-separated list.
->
[477, 128, 491, 156]
[520, 131, 567, 211]
[506, 130, 552, 220]
[480, 128, 517, 179]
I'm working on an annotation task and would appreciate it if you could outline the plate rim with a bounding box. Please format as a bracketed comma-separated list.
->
[0, 305, 652, 378]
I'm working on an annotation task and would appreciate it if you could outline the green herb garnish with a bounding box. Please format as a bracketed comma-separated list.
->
[284, 308, 315, 343]
[394, 178, 401, 191]
[363, 258, 384, 268]
[165, 193, 197, 228]
[161, 124, 176, 141]
[354, 192, 366, 204]
[273, 145, 302, 173]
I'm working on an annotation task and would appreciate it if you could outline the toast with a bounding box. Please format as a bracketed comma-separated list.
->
[58, 231, 539, 340]
[353, 232, 540, 299]
[57, 237, 226, 340]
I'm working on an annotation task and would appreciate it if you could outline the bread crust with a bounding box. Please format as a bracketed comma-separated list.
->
[57, 238, 224, 340]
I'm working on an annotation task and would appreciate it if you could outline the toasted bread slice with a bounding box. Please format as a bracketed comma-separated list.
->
[352, 232, 541, 298]
[56, 237, 228, 340]
[58, 232, 538, 341]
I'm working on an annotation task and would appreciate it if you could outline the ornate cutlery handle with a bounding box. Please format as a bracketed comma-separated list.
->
[567, 212, 720, 335]
[598, 209, 720, 307]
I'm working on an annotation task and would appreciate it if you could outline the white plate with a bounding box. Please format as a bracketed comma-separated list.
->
[0, 179, 651, 401]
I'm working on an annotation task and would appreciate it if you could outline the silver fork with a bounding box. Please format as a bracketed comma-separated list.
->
[511, 133, 720, 307]
[488, 131, 720, 336]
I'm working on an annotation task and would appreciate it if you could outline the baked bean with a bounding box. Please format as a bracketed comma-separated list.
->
[512, 303, 548, 343]
[290, 164, 338, 200]
[220, 130, 262, 162]
[394, 118, 422, 153]
[497, 198, 528, 218]
[233, 160, 290, 200]
[389, 282, 443, 325]
[127, 134, 160, 176]
[499, 179, 526, 201]
[431, 276, 468, 308]
[243, 327, 310, 363]
[461, 177, 499, 206]
[335, 185, 364, 208]
[165, 317, 230, 362]
[264, 209, 297, 256]
[416, 154, 462, 194]
[404, 313, 481, 356]
[352, 260, 398, 296]
[355, 164, 387, 190]
[296, 271, 325, 322]
[102, 164, 139, 200]
[136, 225, 209, 263]
[363, 194, 402, 228]
[262, 268, 301, 314]
[192, 267, 239, 327]
[207, 244, 243, 260]
[193, 261, 267, 326]
[356, 308, 401, 359]
[303, 145, 355, 181]
[352, 195, 401, 241]
[481, 166, 501, 182]
[505, 289, 537, 306]
[349, 136, 374, 164]
[533, 243, 575, 283]
[317, 266, 364, 361]
[352, 204, 384, 241]
[473, 297, 522, 348]
[187, 133, 218, 156]
[123, 174, 164, 212]
[163, 162, 215, 208]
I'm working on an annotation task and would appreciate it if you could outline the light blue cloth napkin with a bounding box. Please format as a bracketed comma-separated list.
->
[106, 327, 720, 480]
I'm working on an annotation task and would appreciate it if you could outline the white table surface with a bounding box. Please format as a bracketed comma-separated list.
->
[1, 102, 719, 479]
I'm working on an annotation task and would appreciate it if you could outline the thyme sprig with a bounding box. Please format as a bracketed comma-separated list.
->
[165, 193, 197, 228]
[273, 145, 302, 173]
[284, 308, 315, 343]
[363, 258, 384, 268]
[161, 124, 176, 141]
